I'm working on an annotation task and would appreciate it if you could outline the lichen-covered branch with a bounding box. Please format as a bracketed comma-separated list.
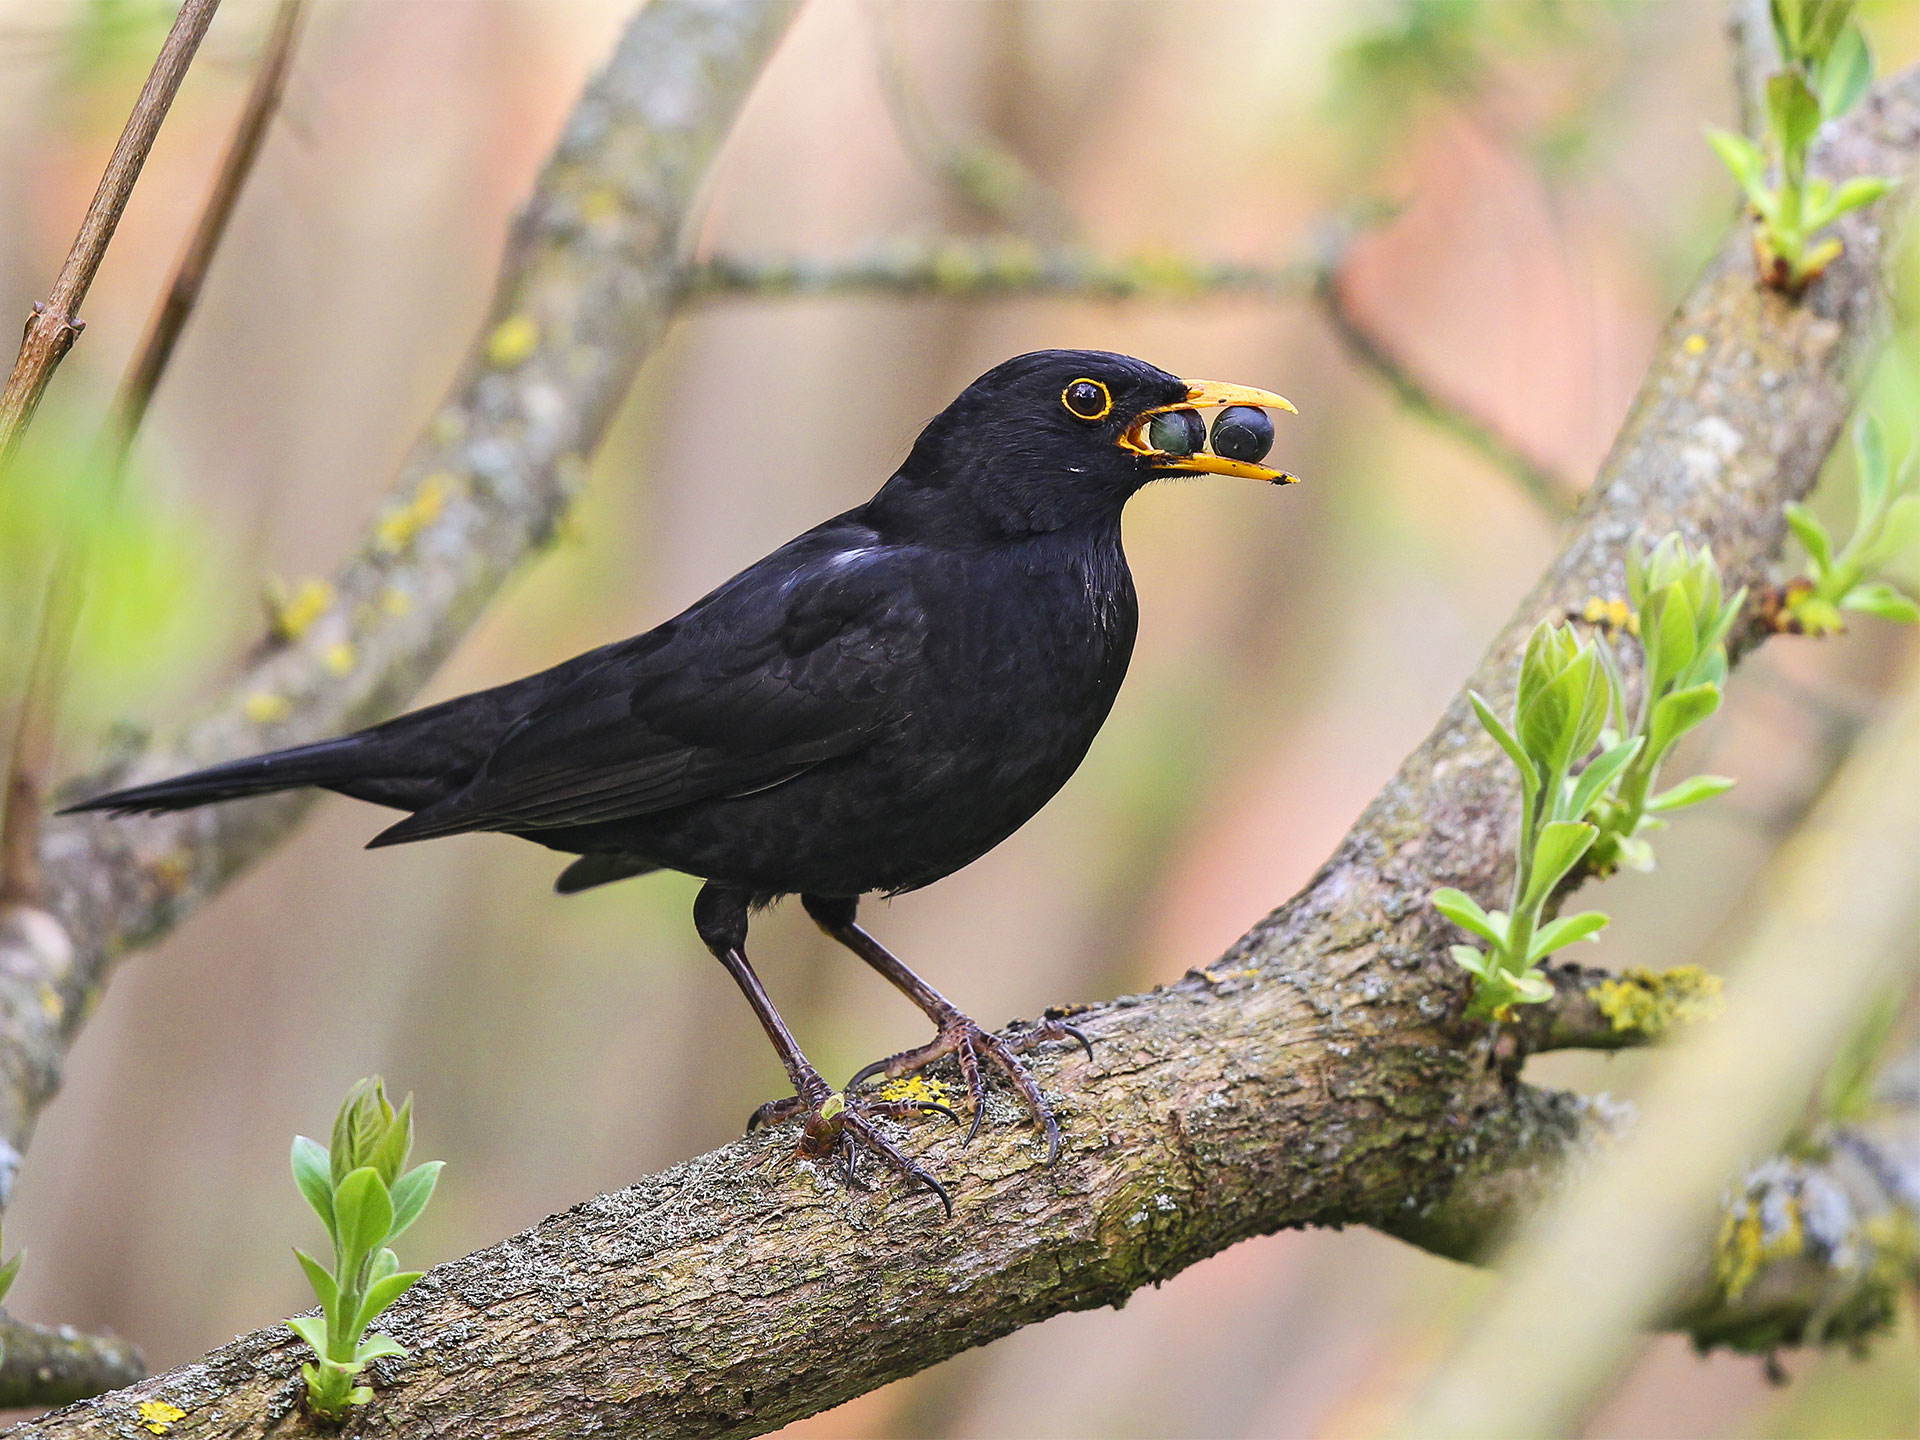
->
[0, 1320, 143, 1412]
[16, 58, 1918, 1440]
[0, 0, 800, 1209]
[685, 228, 1579, 517]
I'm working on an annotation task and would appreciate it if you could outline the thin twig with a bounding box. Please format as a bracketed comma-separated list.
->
[0, 0, 223, 469]
[686, 232, 1582, 520]
[1310, 258, 1578, 519]
[110, 0, 304, 448]
[0, 0, 299, 910]
[684, 240, 1314, 301]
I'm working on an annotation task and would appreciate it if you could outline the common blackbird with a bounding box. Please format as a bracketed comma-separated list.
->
[67, 349, 1295, 1213]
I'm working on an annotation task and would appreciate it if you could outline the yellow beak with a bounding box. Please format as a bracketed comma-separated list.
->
[1119, 378, 1299, 483]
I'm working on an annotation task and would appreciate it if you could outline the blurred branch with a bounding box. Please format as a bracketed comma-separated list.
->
[867, 2, 1075, 242]
[1393, 666, 1920, 1438]
[0, 1319, 143, 1410]
[1309, 247, 1579, 517]
[687, 225, 1581, 518]
[1, 0, 303, 914]
[684, 239, 1313, 301]
[0, 0, 801, 1216]
[109, 0, 304, 448]
[21, 62, 1918, 1440]
[0, 0, 221, 469]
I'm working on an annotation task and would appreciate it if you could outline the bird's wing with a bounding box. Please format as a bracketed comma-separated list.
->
[367, 536, 926, 846]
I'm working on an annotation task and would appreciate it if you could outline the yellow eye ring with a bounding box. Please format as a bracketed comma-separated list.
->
[1061, 378, 1113, 422]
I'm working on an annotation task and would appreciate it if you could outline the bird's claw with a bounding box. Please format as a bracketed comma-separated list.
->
[744, 1084, 957, 1218]
[850, 1011, 1091, 1165]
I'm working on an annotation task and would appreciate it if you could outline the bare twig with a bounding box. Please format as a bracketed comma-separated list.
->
[1309, 251, 1578, 518]
[685, 231, 1581, 519]
[684, 239, 1313, 301]
[0, 0, 222, 468]
[16, 61, 1916, 1440]
[1, 0, 302, 912]
[109, 0, 304, 448]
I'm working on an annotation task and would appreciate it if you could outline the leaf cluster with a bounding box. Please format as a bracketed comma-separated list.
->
[285, 1078, 442, 1420]
[1782, 412, 1920, 633]
[1436, 537, 1740, 1018]
[1705, 0, 1887, 293]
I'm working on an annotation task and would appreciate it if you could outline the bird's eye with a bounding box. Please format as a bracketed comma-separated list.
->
[1061, 378, 1113, 422]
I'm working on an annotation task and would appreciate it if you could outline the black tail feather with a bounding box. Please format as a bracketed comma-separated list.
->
[60, 736, 378, 817]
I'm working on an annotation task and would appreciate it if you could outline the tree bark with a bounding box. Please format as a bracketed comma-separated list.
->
[14, 59, 1919, 1440]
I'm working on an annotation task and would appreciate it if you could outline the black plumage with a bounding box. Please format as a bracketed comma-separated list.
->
[67, 349, 1295, 1211]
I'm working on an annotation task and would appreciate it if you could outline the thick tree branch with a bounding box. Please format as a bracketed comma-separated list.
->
[17, 60, 1918, 1440]
[0, 0, 801, 1210]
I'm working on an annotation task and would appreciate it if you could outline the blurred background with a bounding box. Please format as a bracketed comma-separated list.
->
[1, 1, 1918, 1435]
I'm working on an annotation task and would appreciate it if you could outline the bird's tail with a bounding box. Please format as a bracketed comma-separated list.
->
[59, 735, 391, 817]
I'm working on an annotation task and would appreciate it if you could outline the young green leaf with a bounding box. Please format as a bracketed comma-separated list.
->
[0, 1248, 23, 1307]
[1567, 736, 1643, 823]
[387, 1161, 443, 1241]
[1840, 580, 1920, 623]
[291, 1135, 336, 1240]
[1469, 690, 1537, 786]
[354, 1333, 409, 1365]
[1508, 969, 1556, 1005]
[292, 1247, 341, 1325]
[285, 1314, 329, 1355]
[1528, 910, 1610, 962]
[1785, 503, 1834, 578]
[1432, 889, 1507, 948]
[1522, 820, 1598, 913]
[1766, 70, 1824, 177]
[354, 1271, 425, 1338]
[1818, 173, 1890, 227]
[331, 1167, 395, 1275]
[1648, 682, 1722, 764]
[1645, 774, 1738, 812]
[1705, 127, 1769, 204]
[367, 1094, 414, 1188]
[1864, 494, 1920, 568]
[1817, 24, 1872, 117]
[1450, 944, 1496, 982]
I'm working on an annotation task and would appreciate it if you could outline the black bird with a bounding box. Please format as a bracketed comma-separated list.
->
[67, 350, 1295, 1212]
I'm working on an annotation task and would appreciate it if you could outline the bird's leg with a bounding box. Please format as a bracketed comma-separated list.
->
[693, 884, 956, 1215]
[802, 894, 1093, 1164]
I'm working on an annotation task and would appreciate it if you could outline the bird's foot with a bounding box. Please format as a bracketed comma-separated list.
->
[746, 1075, 960, 1217]
[850, 1010, 1093, 1163]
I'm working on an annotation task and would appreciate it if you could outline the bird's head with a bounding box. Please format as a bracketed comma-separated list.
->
[866, 349, 1296, 542]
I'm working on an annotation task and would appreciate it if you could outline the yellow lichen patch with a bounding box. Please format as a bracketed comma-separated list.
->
[1715, 1193, 1804, 1302]
[381, 586, 413, 617]
[487, 313, 540, 367]
[137, 1399, 186, 1435]
[878, 1074, 954, 1107]
[375, 473, 457, 554]
[244, 691, 293, 725]
[263, 577, 335, 643]
[579, 188, 622, 225]
[1578, 595, 1640, 637]
[324, 641, 357, 676]
[1684, 332, 1709, 356]
[37, 984, 62, 1022]
[1590, 965, 1724, 1037]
